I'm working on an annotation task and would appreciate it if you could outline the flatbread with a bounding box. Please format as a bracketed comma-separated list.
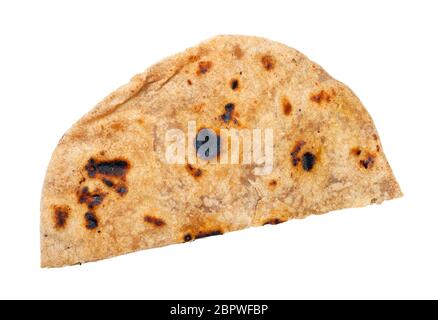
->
[41, 35, 402, 267]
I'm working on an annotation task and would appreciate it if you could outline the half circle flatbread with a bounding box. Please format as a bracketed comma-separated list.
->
[41, 35, 402, 267]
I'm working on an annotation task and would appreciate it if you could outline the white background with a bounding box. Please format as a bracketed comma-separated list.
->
[0, 0, 437, 300]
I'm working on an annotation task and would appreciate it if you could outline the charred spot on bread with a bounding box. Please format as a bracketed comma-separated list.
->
[86, 159, 129, 178]
[187, 79, 192, 85]
[89, 194, 104, 208]
[282, 97, 292, 115]
[261, 54, 275, 70]
[144, 215, 166, 227]
[290, 141, 305, 166]
[197, 61, 212, 75]
[221, 103, 235, 123]
[195, 230, 223, 239]
[310, 90, 331, 104]
[78, 187, 106, 209]
[183, 234, 193, 242]
[269, 180, 277, 187]
[360, 154, 375, 169]
[302, 152, 316, 171]
[233, 45, 243, 59]
[54, 205, 70, 229]
[225, 103, 235, 112]
[186, 164, 202, 178]
[116, 185, 128, 195]
[102, 178, 114, 187]
[84, 212, 98, 230]
[263, 218, 285, 225]
[351, 148, 362, 156]
[352, 148, 376, 169]
[84, 158, 130, 197]
[230, 79, 239, 90]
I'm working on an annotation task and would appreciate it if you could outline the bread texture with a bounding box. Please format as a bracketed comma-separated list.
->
[41, 35, 402, 267]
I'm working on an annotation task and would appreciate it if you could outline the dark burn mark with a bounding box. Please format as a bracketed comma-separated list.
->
[360, 154, 375, 169]
[90, 194, 104, 208]
[187, 79, 192, 85]
[352, 148, 376, 169]
[84, 212, 98, 230]
[184, 234, 193, 242]
[195, 129, 221, 160]
[186, 164, 202, 178]
[221, 103, 235, 123]
[116, 185, 128, 195]
[269, 180, 277, 187]
[351, 148, 362, 156]
[78, 187, 89, 198]
[85, 158, 130, 197]
[225, 103, 235, 112]
[261, 55, 275, 71]
[197, 61, 212, 75]
[78, 187, 106, 209]
[54, 206, 70, 229]
[282, 97, 292, 115]
[221, 113, 232, 123]
[102, 178, 114, 187]
[290, 141, 305, 166]
[230, 79, 239, 90]
[195, 230, 223, 239]
[144, 215, 166, 227]
[85, 159, 129, 178]
[310, 90, 331, 104]
[302, 152, 316, 171]
[263, 218, 285, 226]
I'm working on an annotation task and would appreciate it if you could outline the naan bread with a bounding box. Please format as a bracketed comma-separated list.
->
[41, 35, 402, 267]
